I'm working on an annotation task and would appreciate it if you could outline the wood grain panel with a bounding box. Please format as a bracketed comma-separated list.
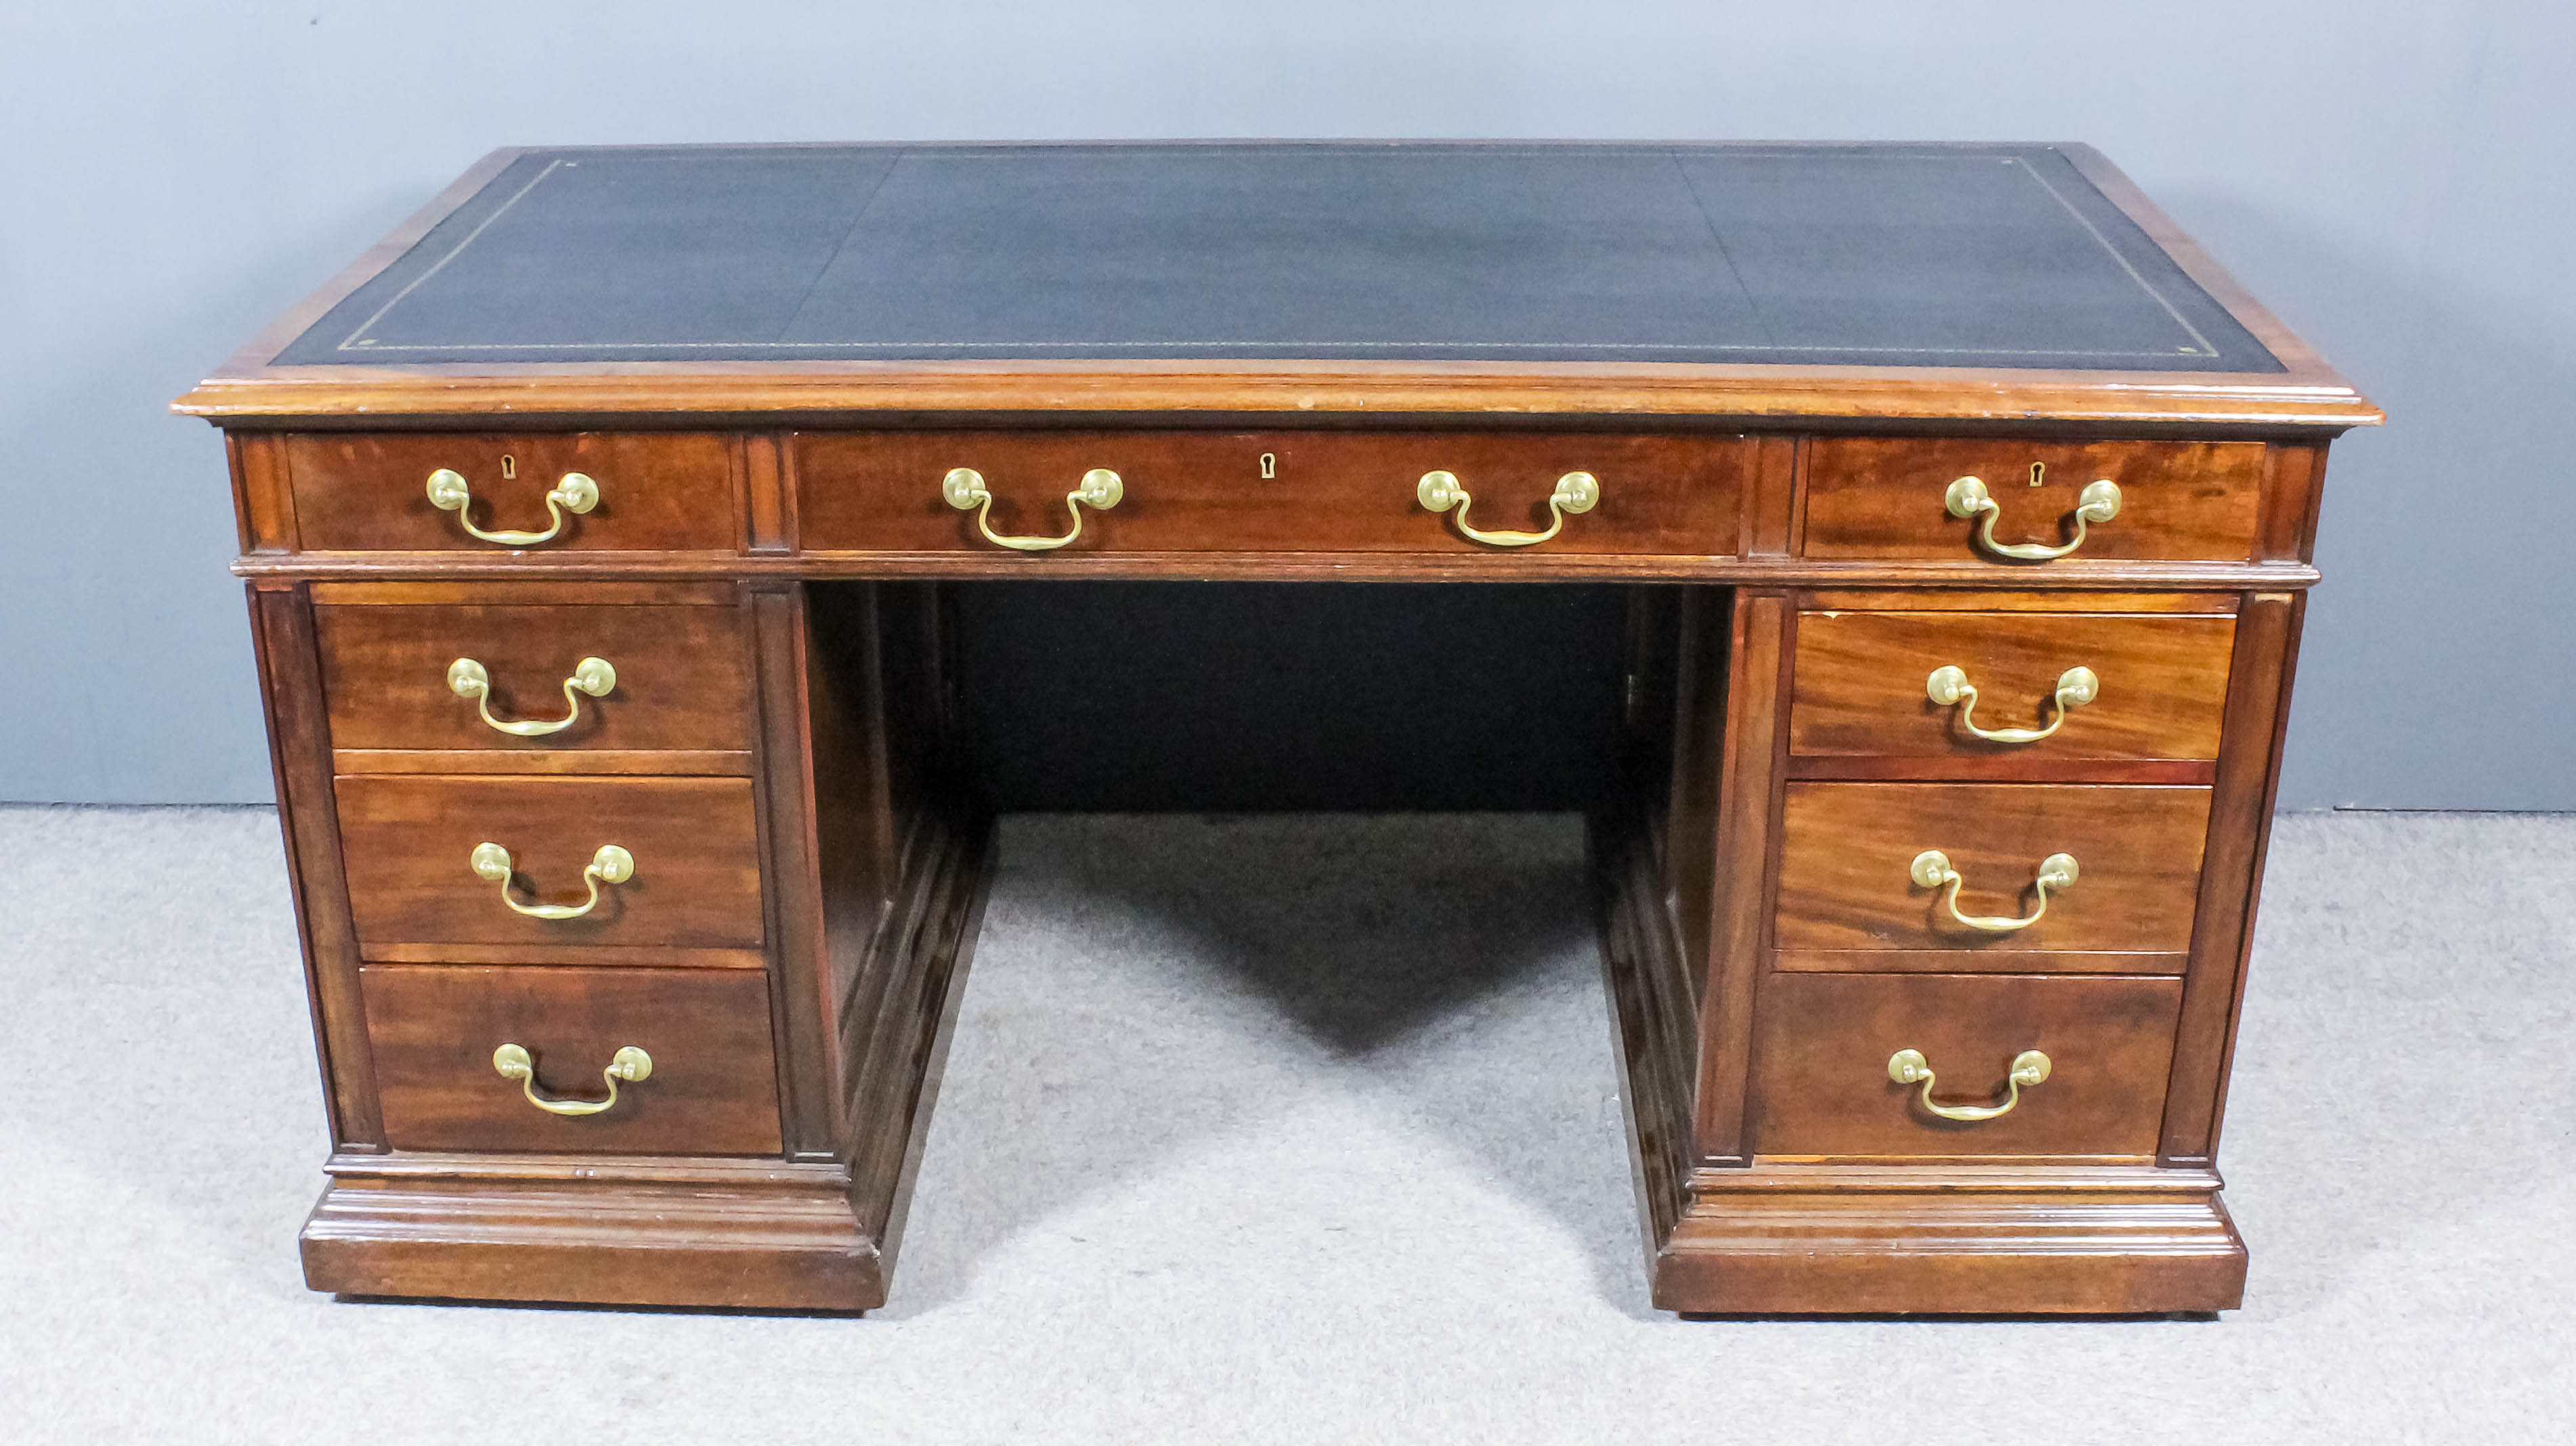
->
[315, 598, 752, 754]
[2162, 591, 2300, 1162]
[1692, 590, 1790, 1164]
[362, 964, 781, 1155]
[794, 429, 1746, 556]
[1791, 609, 2235, 763]
[286, 432, 737, 552]
[336, 775, 763, 951]
[1753, 973, 2182, 1157]
[232, 433, 297, 553]
[249, 584, 381, 1147]
[1803, 438, 2264, 563]
[1775, 783, 2210, 957]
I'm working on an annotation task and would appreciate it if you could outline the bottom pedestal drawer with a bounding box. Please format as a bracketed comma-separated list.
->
[361, 965, 783, 1155]
[1752, 973, 2181, 1158]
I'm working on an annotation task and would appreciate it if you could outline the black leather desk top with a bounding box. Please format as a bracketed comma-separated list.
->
[276, 143, 2279, 374]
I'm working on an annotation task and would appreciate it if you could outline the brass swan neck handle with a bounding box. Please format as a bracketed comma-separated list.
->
[1910, 849, 2078, 934]
[1944, 475, 2121, 561]
[1926, 664, 2098, 744]
[943, 466, 1122, 551]
[448, 656, 616, 737]
[470, 841, 635, 920]
[492, 1043, 652, 1116]
[1887, 1048, 2052, 1122]
[426, 468, 600, 548]
[1417, 470, 1600, 547]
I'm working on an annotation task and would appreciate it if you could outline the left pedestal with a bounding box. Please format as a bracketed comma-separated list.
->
[253, 573, 989, 1310]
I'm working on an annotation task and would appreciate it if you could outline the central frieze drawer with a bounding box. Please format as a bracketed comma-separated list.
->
[314, 585, 753, 756]
[792, 430, 1748, 555]
[362, 963, 783, 1155]
[1774, 782, 2210, 969]
[335, 775, 765, 952]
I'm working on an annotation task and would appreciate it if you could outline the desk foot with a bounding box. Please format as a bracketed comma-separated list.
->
[1651, 1166, 2247, 1315]
[299, 1160, 886, 1311]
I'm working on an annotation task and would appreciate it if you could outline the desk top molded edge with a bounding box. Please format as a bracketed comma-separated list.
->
[171, 142, 2382, 431]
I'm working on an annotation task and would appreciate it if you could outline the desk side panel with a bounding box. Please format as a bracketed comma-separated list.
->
[249, 582, 383, 1149]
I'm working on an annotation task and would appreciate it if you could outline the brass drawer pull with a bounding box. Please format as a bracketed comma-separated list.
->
[492, 1043, 651, 1116]
[447, 656, 616, 737]
[1887, 1047, 2051, 1122]
[1925, 664, 2098, 744]
[425, 468, 600, 548]
[1417, 470, 1599, 547]
[1910, 848, 2077, 933]
[943, 466, 1122, 551]
[1944, 475, 2121, 561]
[469, 841, 635, 919]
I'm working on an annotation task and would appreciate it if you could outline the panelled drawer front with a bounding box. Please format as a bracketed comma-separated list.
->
[794, 430, 1746, 555]
[286, 433, 737, 552]
[1802, 439, 2264, 563]
[1753, 973, 2181, 1158]
[1791, 609, 2235, 763]
[314, 588, 754, 756]
[364, 964, 782, 1154]
[1774, 782, 2210, 970]
[337, 775, 765, 952]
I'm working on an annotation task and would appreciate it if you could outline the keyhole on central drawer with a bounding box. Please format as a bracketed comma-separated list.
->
[501, 454, 517, 480]
[2028, 462, 2044, 487]
[1258, 452, 1276, 479]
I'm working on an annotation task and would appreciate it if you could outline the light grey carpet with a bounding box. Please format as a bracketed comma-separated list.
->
[2, 806, 2570, 1443]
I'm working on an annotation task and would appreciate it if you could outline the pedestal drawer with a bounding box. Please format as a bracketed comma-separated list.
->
[363, 964, 783, 1155]
[336, 775, 765, 956]
[314, 584, 753, 760]
[1774, 782, 2210, 972]
[1753, 973, 2182, 1158]
[1802, 438, 2263, 563]
[1791, 607, 2235, 765]
[793, 429, 1746, 556]
[284, 432, 738, 553]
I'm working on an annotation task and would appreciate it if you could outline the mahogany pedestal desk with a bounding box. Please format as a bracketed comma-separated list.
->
[176, 142, 2380, 1315]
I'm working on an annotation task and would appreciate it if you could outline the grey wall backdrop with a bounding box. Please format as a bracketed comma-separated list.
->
[2, 1, 2563, 807]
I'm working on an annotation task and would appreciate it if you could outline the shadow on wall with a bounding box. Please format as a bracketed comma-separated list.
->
[2155, 190, 2576, 811]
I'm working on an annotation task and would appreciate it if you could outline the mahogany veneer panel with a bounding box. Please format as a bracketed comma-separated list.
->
[1775, 782, 2210, 961]
[794, 430, 1747, 556]
[1803, 439, 2264, 563]
[362, 964, 782, 1154]
[1753, 973, 2183, 1158]
[316, 594, 753, 754]
[286, 433, 738, 553]
[1791, 608, 2235, 763]
[336, 775, 765, 951]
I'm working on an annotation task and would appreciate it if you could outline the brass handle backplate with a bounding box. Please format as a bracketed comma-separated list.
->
[426, 468, 600, 548]
[492, 1043, 652, 1116]
[1944, 475, 2121, 561]
[470, 841, 635, 919]
[1926, 664, 2098, 744]
[1887, 1047, 2051, 1122]
[943, 466, 1121, 551]
[448, 656, 616, 737]
[1417, 470, 1600, 547]
[1910, 848, 2078, 934]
